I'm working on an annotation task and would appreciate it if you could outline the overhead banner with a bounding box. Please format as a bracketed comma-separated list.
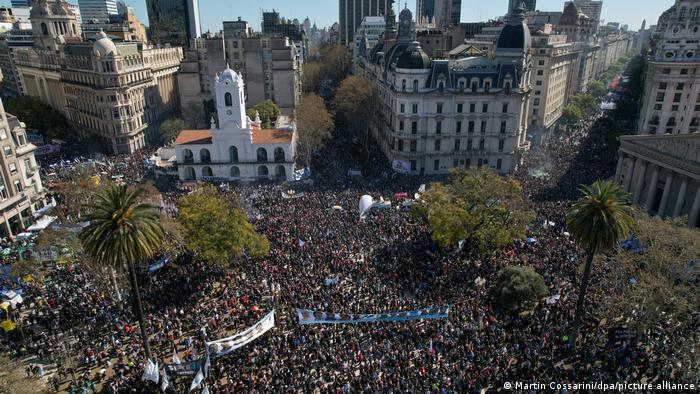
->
[205, 310, 275, 357]
[392, 160, 411, 174]
[165, 360, 201, 376]
[148, 256, 171, 273]
[296, 306, 452, 325]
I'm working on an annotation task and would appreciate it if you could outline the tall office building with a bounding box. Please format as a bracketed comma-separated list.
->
[417, 0, 460, 29]
[78, 0, 118, 24]
[416, 0, 435, 24]
[10, 0, 30, 7]
[146, 0, 201, 47]
[508, 0, 536, 13]
[339, 0, 389, 46]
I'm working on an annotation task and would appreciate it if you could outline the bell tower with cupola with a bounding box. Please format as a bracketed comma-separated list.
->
[215, 65, 248, 130]
[30, 0, 80, 51]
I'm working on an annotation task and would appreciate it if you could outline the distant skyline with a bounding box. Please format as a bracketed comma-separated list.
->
[1, 0, 675, 33]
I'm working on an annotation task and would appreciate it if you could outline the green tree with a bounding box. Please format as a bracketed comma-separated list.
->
[490, 266, 548, 312]
[595, 213, 700, 383]
[159, 117, 185, 145]
[303, 62, 324, 93]
[181, 102, 207, 129]
[587, 80, 608, 99]
[296, 93, 333, 167]
[334, 75, 379, 153]
[562, 104, 584, 129]
[80, 185, 164, 360]
[413, 169, 535, 256]
[178, 185, 269, 266]
[320, 44, 352, 86]
[5, 96, 73, 143]
[51, 166, 114, 221]
[570, 93, 597, 115]
[247, 100, 280, 128]
[565, 180, 635, 350]
[302, 44, 352, 93]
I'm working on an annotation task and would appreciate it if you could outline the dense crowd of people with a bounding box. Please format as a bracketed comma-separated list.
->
[0, 109, 694, 393]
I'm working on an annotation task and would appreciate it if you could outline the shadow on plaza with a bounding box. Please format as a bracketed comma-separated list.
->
[532, 116, 622, 203]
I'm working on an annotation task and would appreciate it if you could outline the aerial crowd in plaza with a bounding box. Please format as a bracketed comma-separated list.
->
[0, 103, 694, 394]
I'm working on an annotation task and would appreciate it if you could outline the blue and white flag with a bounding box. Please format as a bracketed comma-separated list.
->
[161, 367, 169, 392]
[189, 368, 204, 391]
[206, 310, 275, 357]
[296, 306, 452, 325]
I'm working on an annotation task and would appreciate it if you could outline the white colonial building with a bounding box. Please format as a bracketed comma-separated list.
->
[174, 67, 297, 182]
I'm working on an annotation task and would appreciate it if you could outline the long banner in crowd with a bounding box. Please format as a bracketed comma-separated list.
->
[205, 310, 275, 357]
[296, 306, 452, 325]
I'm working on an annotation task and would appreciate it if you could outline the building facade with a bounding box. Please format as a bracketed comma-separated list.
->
[353, 16, 385, 62]
[616, 134, 700, 228]
[356, 6, 532, 175]
[339, 0, 389, 47]
[179, 21, 303, 115]
[638, 0, 700, 135]
[13, 1, 182, 154]
[0, 29, 33, 98]
[0, 99, 45, 238]
[529, 32, 581, 144]
[145, 0, 200, 47]
[77, 0, 118, 24]
[175, 67, 297, 182]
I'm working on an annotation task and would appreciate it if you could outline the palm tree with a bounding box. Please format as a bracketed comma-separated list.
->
[80, 185, 163, 359]
[565, 180, 635, 351]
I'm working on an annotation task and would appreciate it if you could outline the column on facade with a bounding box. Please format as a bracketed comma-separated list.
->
[16, 209, 25, 232]
[623, 157, 637, 191]
[689, 185, 700, 228]
[1, 218, 11, 238]
[632, 160, 648, 204]
[614, 152, 624, 182]
[672, 176, 689, 218]
[644, 164, 660, 212]
[657, 173, 674, 218]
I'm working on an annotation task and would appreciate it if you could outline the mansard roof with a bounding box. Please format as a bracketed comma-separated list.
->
[425, 58, 519, 89]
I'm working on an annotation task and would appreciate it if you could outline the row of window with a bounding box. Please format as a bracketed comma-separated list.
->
[397, 119, 511, 135]
[182, 146, 286, 164]
[399, 102, 510, 115]
[182, 165, 287, 180]
[394, 137, 507, 153]
[400, 157, 504, 173]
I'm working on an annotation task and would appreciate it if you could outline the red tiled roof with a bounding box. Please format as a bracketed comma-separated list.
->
[174, 129, 212, 145]
[252, 129, 293, 145]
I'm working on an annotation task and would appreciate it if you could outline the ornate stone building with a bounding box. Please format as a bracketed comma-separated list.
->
[175, 67, 297, 182]
[356, 5, 532, 175]
[638, 0, 700, 135]
[13, 0, 182, 153]
[616, 134, 700, 228]
[0, 99, 45, 238]
[615, 1, 700, 229]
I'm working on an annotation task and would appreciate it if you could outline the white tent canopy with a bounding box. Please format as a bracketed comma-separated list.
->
[359, 195, 373, 218]
[27, 216, 57, 232]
